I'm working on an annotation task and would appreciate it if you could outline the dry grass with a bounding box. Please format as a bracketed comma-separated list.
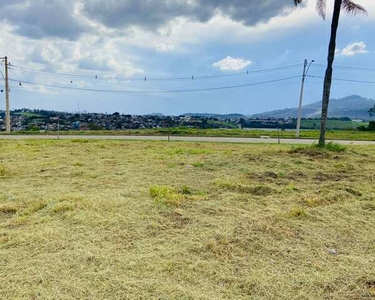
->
[0, 140, 375, 299]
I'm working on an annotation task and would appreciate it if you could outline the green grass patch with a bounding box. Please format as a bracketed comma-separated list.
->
[4, 127, 375, 141]
[289, 142, 346, 157]
[314, 142, 346, 152]
[150, 185, 181, 207]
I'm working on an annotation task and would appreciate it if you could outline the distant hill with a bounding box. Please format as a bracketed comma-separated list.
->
[148, 113, 165, 117]
[183, 113, 246, 119]
[251, 95, 375, 120]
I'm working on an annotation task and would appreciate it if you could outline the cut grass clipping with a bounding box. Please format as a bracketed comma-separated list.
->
[150, 185, 204, 207]
[0, 140, 374, 299]
[289, 142, 346, 157]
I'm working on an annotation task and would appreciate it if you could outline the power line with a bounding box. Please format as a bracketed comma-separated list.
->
[307, 75, 375, 84]
[9, 75, 302, 94]
[9, 63, 302, 82]
[313, 63, 375, 72]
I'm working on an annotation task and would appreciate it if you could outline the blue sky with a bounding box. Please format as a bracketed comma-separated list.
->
[1, 0, 374, 115]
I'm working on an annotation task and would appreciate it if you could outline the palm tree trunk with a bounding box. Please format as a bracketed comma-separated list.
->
[319, 0, 342, 146]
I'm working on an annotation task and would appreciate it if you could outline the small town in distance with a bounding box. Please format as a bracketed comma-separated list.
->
[1, 95, 374, 132]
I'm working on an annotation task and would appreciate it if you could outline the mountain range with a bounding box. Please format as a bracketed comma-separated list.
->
[182, 113, 246, 119]
[181, 96, 374, 120]
[251, 95, 375, 120]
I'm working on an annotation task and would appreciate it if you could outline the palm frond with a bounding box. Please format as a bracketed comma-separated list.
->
[342, 0, 367, 15]
[294, 0, 304, 5]
[316, 0, 327, 19]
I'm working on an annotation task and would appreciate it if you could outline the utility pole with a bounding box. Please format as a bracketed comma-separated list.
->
[1, 56, 10, 133]
[4, 56, 10, 133]
[296, 59, 314, 138]
[296, 59, 307, 138]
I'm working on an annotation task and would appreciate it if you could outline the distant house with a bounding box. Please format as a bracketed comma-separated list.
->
[72, 121, 80, 130]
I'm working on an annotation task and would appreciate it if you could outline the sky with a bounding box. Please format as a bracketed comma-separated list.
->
[0, 0, 374, 115]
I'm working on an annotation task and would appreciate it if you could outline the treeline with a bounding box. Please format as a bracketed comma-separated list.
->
[358, 121, 375, 131]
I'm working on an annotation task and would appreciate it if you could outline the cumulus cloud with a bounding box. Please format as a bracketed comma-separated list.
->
[30, 44, 64, 65]
[0, 0, 301, 41]
[4, 34, 144, 80]
[82, 0, 297, 31]
[155, 44, 176, 53]
[77, 51, 144, 76]
[212, 56, 252, 71]
[1, 0, 88, 40]
[338, 42, 369, 56]
[0, 0, 321, 86]
[0, 0, 319, 50]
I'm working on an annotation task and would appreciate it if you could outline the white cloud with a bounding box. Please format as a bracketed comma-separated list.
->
[338, 42, 369, 56]
[155, 44, 175, 53]
[212, 56, 252, 71]
[76, 50, 144, 76]
[0, 0, 319, 80]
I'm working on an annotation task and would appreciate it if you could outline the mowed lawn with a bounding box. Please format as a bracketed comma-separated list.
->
[1, 140, 375, 299]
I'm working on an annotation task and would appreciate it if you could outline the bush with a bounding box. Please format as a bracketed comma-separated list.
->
[358, 121, 375, 131]
[89, 124, 104, 130]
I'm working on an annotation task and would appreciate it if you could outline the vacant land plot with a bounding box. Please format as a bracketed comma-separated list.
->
[1, 140, 375, 299]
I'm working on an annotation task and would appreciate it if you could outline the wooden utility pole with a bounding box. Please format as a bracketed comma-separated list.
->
[296, 59, 307, 138]
[296, 59, 314, 138]
[3, 56, 10, 133]
[57, 119, 60, 140]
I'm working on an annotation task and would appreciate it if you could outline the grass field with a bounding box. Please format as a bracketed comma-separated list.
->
[1, 140, 375, 299]
[300, 119, 368, 130]
[3, 128, 375, 141]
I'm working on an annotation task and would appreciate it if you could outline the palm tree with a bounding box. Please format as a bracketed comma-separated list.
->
[294, 0, 366, 146]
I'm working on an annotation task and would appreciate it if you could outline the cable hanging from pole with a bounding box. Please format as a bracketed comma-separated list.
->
[307, 75, 375, 85]
[9, 63, 302, 82]
[9, 75, 302, 94]
[312, 63, 375, 72]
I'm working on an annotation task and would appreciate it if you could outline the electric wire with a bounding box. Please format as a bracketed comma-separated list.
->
[307, 75, 375, 85]
[9, 63, 302, 82]
[9, 75, 302, 94]
[312, 63, 375, 72]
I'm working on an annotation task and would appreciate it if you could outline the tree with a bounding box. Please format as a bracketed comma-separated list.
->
[369, 106, 375, 118]
[239, 118, 247, 129]
[294, 0, 366, 145]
